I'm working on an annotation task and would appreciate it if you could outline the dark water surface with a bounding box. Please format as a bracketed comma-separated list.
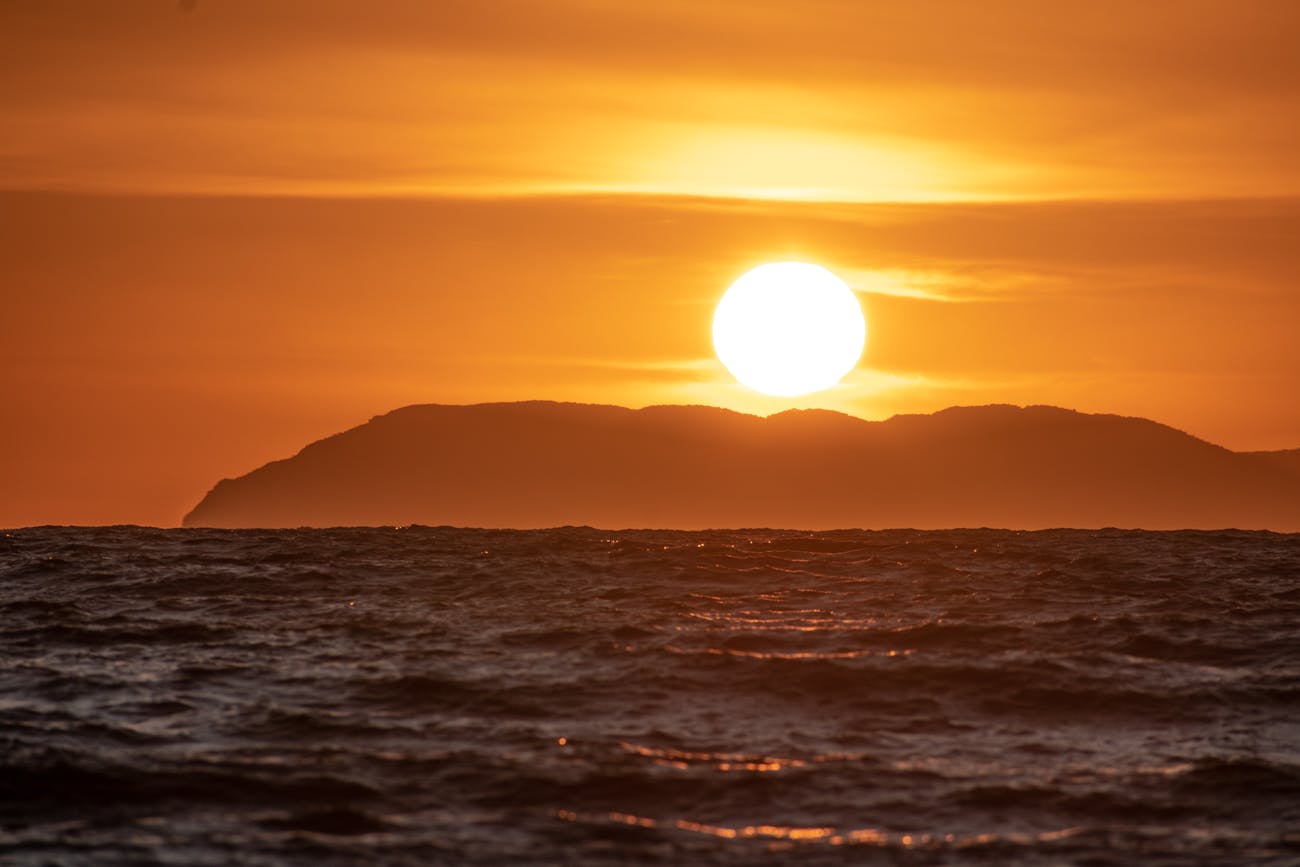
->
[2, 527, 1299, 866]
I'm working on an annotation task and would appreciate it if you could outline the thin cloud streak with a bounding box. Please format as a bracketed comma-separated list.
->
[3, 2, 1298, 200]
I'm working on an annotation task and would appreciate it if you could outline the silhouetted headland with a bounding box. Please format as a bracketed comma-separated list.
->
[183, 402, 1300, 530]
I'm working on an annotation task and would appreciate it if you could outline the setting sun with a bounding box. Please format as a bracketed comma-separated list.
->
[712, 263, 866, 397]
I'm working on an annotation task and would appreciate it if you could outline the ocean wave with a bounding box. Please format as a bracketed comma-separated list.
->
[1, 527, 1297, 865]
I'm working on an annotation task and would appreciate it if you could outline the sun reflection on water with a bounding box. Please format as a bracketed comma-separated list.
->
[553, 811, 1102, 852]
[617, 741, 809, 772]
[555, 809, 1090, 851]
[663, 645, 911, 660]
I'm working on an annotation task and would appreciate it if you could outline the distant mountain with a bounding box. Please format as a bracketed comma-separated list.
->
[183, 402, 1300, 530]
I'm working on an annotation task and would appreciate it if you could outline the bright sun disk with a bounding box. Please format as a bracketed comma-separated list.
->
[712, 262, 866, 397]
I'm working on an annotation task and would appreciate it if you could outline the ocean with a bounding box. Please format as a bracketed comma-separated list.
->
[2, 526, 1298, 865]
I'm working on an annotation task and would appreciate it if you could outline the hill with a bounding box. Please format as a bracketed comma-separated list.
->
[183, 402, 1300, 530]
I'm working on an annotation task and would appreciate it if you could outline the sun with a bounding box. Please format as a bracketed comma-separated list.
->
[712, 262, 866, 397]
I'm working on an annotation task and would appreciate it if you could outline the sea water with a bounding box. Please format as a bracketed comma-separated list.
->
[2, 527, 1298, 865]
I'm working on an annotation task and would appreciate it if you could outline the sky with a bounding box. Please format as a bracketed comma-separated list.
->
[2, 0, 1299, 527]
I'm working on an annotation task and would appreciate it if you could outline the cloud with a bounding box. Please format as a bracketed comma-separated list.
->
[837, 267, 1073, 303]
[3, 2, 1298, 199]
[489, 354, 722, 383]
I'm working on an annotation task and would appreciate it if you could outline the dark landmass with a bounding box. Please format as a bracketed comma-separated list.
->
[1247, 447, 1300, 478]
[183, 402, 1300, 530]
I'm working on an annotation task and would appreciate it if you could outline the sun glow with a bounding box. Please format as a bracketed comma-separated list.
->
[712, 263, 866, 397]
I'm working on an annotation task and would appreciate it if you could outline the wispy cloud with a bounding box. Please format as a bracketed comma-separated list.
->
[483, 354, 721, 383]
[836, 265, 1075, 303]
[3, 2, 1298, 200]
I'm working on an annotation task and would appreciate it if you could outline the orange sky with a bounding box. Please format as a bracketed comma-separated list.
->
[2, 1, 1299, 526]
